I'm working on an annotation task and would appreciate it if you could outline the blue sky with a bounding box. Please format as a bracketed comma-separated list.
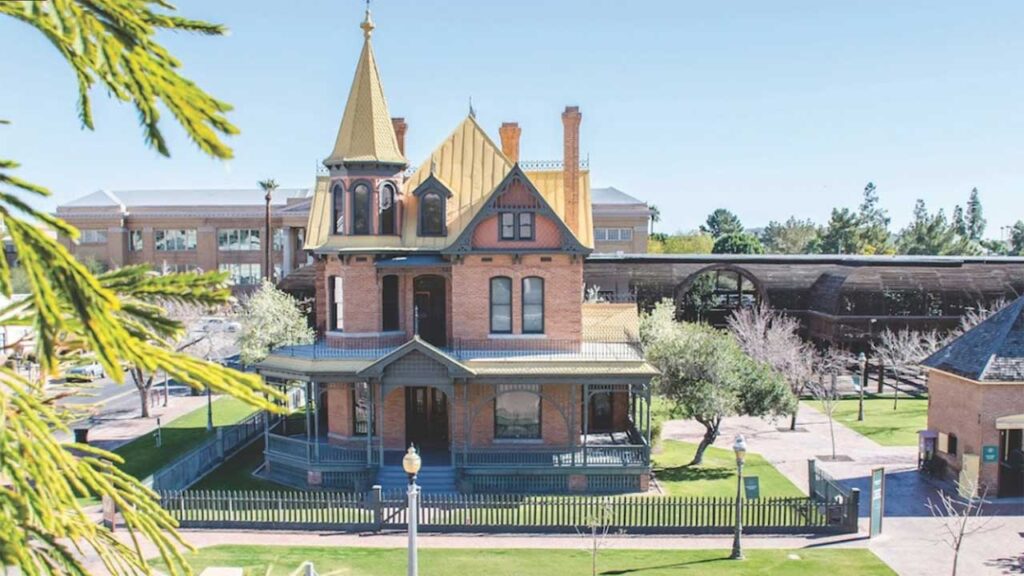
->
[1, 0, 1021, 237]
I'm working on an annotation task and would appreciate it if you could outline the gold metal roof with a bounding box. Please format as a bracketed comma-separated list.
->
[307, 114, 594, 251]
[324, 9, 405, 167]
[582, 303, 641, 342]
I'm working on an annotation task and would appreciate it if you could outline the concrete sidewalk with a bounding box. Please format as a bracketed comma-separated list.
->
[78, 394, 217, 452]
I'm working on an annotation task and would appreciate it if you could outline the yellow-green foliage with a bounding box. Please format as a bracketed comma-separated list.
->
[0, 2, 284, 574]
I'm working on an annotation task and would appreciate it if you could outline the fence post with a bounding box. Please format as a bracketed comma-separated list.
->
[807, 459, 816, 498]
[846, 488, 861, 533]
[369, 485, 383, 532]
[216, 428, 225, 461]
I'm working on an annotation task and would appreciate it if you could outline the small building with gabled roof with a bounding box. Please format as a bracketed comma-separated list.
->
[922, 295, 1024, 497]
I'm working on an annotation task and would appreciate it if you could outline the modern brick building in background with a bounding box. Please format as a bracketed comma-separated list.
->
[922, 295, 1024, 498]
[255, 9, 656, 494]
[55, 188, 313, 286]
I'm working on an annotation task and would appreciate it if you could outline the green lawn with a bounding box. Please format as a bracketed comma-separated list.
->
[807, 394, 928, 446]
[652, 440, 803, 498]
[160, 545, 895, 576]
[113, 396, 258, 479]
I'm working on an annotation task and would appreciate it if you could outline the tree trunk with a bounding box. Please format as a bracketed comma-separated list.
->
[789, 411, 798, 431]
[690, 421, 720, 465]
[138, 386, 150, 418]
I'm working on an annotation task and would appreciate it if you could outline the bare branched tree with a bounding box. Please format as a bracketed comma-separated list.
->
[958, 298, 1007, 335]
[730, 306, 812, 429]
[873, 328, 925, 410]
[926, 480, 995, 576]
[808, 356, 841, 460]
[575, 499, 619, 576]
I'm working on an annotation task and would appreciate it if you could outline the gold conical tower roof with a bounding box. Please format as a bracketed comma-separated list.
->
[325, 9, 406, 166]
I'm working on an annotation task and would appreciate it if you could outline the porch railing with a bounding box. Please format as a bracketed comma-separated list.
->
[458, 444, 648, 468]
[266, 432, 378, 467]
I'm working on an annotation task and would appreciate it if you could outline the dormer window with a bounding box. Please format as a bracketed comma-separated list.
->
[379, 182, 397, 235]
[420, 191, 445, 236]
[351, 182, 371, 235]
[332, 182, 344, 234]
[499, 212, 534, 241]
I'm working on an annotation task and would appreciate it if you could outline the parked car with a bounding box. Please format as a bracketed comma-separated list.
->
[65, 362, 104, 382]
[192, 317, 242, 334]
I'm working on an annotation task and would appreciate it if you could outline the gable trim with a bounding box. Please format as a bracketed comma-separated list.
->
[356, 335, 474, 378]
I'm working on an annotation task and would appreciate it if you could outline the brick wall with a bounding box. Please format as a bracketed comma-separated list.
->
[456, 383, 576, 448]
[471, 214, 563, 249]
[381, 386, 406, 450]
[927, 369, 1024, 493]
[450, 255, 583, 341]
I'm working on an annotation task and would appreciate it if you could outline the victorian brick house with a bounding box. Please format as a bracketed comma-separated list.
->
[256, 10, 656, 494]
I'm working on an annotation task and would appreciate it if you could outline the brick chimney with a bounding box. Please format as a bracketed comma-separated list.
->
[561, 106, 582, 236]
[391, 117, 408, 156]
[499, 122, 522, 164]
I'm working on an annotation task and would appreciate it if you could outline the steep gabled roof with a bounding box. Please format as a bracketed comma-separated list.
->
[324, 10, 405, 167]
[923, 296, 1024, 382]
[357, 336, 474, 378]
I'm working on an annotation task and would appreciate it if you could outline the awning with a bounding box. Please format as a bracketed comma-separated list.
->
[996, 414, 1024, 430]
[376, 254, 447, 268]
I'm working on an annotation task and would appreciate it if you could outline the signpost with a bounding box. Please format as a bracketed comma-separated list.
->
[869, 467, 885, 538]
[982, 445, 998, 463]
[743, 476, 760, 500]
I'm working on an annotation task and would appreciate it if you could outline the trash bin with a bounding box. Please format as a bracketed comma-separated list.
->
[74, 428, 89, 444]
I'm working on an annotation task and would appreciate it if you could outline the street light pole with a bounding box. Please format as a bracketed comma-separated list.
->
[857, 352, 867, 422]
[403, 445, 422, 576]
[731, 435, 747, 560]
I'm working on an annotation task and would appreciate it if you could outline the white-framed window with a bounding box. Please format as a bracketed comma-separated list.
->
[595, 228, 633, 242]
[154, 229, 197, 251]
[329, 276, 344, 331]
[499, 212, 535, 241]
[272, 228, 285, 251]
[494, 384, 541, 440]
[159, 262, 197, 274]
[522, 277, 544, 334]
[217, 229, 261, 251]
[218, 263, 261, 285]
[129, 229, 144, 251]
[79, 229, 107, 244]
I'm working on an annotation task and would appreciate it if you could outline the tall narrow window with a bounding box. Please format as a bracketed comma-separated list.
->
[352, 382, 373, 436]
[490, 277, 512, 334]
[420, 192, 444, 236]
[329, 276, 344, 331]
[351, 183, 371, 235]
[382, 275, 400, 331]
[522, 277, 544, 334]
[332, 183, 344, 234]
[379, 183, 397, 235]
[500, 213, 516, 240]
[518, 212, 534, 240]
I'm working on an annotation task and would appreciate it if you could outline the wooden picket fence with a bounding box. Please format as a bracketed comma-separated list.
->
[158, 488, 859, 535]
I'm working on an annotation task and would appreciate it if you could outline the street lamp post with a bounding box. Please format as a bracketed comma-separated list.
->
[731, 435, 747, 560]
[402, 445, 422, 576]
[857, 352, 867, 422]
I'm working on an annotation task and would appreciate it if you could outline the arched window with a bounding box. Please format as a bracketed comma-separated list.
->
[381, 274, 400, 331]
[379, 182, 397, 235]
[522, 276, 544, 334]
[351, 182, 371, 235]
[332, 183, 344, 234]
[490, 276, 512, 334]
[420, 192, 445, 236]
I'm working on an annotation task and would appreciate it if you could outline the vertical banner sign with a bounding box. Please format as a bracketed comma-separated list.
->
[869, 467, 885, 538]
[101, 494, 117, 531]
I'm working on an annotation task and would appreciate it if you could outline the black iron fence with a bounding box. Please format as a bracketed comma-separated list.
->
[157, 487, 858, 535]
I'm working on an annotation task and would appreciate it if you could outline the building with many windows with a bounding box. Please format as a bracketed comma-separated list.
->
[255, 9, 657, 494]
[591, 187, 652, 254]
[55, 188, 313, 287]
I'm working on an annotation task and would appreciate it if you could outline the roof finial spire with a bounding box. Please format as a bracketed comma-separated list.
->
[468, 96, 476, 119]
[361, 0, 375, 39]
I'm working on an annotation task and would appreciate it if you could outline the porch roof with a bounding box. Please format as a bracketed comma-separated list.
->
[357, 336, 474, 378]
[257, 355, 375, 380]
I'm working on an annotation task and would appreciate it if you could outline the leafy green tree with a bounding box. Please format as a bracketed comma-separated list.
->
[1010, 220, 1024, 255]
[965, 187, 986, 241]
[648, 231, 714, 254]
[648, 204, 661, 234]
[712, 232, 765, 255]
[0, 2, 280, 574]
[700, 208, 744, 238]
[856, 182, 892, 253]
[760, 217, 819, 254]
[897, 200, 962, 255]
[641, 300, 795, 465]
[952, 205, 967, 237]
[239, 280, 315, 366]
[818, 207, 861, 254]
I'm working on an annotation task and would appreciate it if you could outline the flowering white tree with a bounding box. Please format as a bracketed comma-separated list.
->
[238, 280, 314, 366]
[729, 306, 813, 430]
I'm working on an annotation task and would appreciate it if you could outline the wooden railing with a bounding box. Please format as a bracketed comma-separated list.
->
[458, 444, 648, 468]
[157, 488, 860, 535]
[265, 432, 376, 467]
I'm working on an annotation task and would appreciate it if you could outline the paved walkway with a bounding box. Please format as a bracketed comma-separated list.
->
[663, 404, 1024, 575]
[77, 394, 216, 451]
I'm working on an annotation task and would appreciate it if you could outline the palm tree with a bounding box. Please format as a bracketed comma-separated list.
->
[649, 204, 661, 234]
[259, 178, 279, 282]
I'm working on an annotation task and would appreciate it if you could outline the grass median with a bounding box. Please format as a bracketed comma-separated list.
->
[807, 394, 927, 446]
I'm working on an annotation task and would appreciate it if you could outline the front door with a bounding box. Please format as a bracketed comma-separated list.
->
[413, 275, 447, 348]
[589, 392, 614, 432]
[405, 386, 449, 450]
[998, 428, 1024, 497]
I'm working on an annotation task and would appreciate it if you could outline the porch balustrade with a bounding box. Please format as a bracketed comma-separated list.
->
[266, 432, 379, 467]
[458, 444, 648, 468]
